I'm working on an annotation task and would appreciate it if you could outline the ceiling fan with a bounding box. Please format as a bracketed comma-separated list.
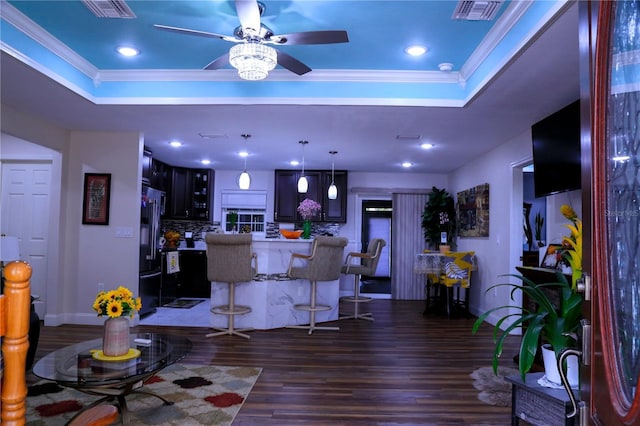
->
[154, 0, 349, 77]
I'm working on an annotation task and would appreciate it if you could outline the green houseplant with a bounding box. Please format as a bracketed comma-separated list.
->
[472, 272, 583, 380]
[421, 187, 456, 249]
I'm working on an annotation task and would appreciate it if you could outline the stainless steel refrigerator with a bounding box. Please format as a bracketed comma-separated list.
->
[139, 185, 164, 316]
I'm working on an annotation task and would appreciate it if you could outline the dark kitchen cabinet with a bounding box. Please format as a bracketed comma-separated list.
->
[169, 167, 192, 219]
[160, 250, 179, 305]
[142, 147, 153, 185]
[178, 250, 210, 298]
[167, 168, 212, 220]
[323, 170, 348, 222]
[191, 170, 211, 220]
[150, 159, 170, 191]
[274, 169, 347, 223]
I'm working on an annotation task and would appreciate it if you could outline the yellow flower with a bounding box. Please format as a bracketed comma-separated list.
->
[561, 208, 582, 290]
[106, 300, 123, 318]
[92, 285, 141, 318]
[560, 204, 578, 222]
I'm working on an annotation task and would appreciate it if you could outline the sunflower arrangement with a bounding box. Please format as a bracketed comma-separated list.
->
[93, 286, 141, 318]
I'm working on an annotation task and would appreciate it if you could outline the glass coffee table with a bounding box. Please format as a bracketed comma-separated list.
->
[32, 333, 192, 425]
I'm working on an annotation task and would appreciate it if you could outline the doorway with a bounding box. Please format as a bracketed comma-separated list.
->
[359, 200, 391, 296]
[1, 160, 52, 318]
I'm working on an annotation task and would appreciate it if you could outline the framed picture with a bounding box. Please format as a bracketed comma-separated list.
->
[82, 173, 111, 225]
[541, 244, 563, 269]
[457, 183, 490, 237]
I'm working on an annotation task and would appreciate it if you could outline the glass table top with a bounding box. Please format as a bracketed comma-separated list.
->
[32, 333, 192, 387]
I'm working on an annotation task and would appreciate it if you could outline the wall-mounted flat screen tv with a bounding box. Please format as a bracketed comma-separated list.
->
[532, 100, 581, 198]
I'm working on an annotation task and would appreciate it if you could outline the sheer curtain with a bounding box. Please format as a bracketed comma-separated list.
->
[391, 192, 428, 299]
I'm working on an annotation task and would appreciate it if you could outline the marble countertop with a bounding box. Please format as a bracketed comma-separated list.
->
[175, 236, 313, 251]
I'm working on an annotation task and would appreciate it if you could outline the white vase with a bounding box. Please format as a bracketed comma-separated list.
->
[541, 343, 579, 387]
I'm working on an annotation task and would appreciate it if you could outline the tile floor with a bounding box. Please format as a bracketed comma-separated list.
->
[140, 298, 210, 327]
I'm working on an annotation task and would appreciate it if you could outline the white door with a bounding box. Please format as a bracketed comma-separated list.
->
[1, 161, 52, 317]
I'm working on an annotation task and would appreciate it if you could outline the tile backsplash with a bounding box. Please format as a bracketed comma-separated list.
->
[162, 219, 342, 241]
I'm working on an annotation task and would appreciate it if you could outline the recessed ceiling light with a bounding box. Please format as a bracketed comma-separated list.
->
[290, 160, 300, 166]
[239, 151, 249, 157]
[117, 46, 139, 57]
[402, 162, 413, 168]
[405, 45, 427, 56]
[421, 143, 434, 150]
[169, 140, 182, 147]
[201, 159, 211, 165]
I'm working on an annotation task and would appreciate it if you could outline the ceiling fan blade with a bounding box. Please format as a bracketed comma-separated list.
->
[276, 51, 312, 76]
[271, 30, 349, 45]
[154, 24, 236, 42]
[235, 0, 261, 32]
[204, 53, 230, 70]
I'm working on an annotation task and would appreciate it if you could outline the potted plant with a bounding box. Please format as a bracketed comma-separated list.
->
[421, 187, 456, 250]
[473, 204, 584, 383]
[472, 272, 583, 382]
[227, 210, 238, 232]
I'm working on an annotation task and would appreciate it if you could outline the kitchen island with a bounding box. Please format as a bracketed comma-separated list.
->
[177, 237, 341, 330]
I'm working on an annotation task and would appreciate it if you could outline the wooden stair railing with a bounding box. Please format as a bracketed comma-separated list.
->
[1, 260, 32, 425]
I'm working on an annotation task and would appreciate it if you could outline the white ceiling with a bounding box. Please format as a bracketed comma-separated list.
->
[0, 0, 580, 173]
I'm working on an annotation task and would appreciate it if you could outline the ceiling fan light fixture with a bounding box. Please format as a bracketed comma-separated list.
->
[229, 43, 277, 80]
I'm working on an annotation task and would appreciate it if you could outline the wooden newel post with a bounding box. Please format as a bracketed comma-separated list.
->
[1, 260, 32, 425]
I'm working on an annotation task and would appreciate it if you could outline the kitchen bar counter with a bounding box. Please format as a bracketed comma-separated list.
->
[175, 236, 340, 330]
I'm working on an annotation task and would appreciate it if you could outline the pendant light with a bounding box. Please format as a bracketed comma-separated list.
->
[238, 134, 251, 190]
[328, 150, 338, 200]
[297, 140, 309, 193]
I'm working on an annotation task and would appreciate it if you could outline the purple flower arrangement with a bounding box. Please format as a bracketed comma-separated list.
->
[297, 198, 321, 220]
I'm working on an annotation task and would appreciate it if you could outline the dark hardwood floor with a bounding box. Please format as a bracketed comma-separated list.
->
[29, 300, 520, 425]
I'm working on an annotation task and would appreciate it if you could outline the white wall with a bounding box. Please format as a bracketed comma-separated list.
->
[2, 105, 143, 326]
[546, 189, 581, 245]
[449, 129, 533, 325]
[62, 131, 142, 326]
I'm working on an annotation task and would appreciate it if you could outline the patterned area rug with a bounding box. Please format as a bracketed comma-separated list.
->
[470, 366, 520, 407]
[26, 363, 261, 425]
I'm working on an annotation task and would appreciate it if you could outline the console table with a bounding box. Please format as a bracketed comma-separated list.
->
[506, 372, 578, 426]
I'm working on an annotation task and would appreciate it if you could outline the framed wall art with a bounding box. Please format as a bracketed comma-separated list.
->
[82, 173, 111, 225]
[457, 183, 490, 237]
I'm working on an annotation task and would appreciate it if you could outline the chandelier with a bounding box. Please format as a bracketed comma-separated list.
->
[229, 43, 277, 81]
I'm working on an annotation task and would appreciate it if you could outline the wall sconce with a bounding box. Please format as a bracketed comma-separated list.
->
[297, 140, 309, 193]
[328, 150, 338, 200]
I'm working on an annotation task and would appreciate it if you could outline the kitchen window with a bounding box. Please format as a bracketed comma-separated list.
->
[224, 209, 265, 233]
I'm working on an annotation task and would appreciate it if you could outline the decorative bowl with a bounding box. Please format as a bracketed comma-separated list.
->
[280, 229, 302, 239]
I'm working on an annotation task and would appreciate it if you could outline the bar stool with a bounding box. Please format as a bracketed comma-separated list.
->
[340, 238, 386, 321]
[205, 233, 257, 339]
[287, 236, 348, 334]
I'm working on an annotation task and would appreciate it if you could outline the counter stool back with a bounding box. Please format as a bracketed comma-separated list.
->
[205, 233, 257, 339]
[287, 236, 348, 335]
[340, 238, 386, 321]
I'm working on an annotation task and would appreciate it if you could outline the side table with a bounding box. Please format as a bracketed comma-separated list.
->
[506, 372, 579, 426]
